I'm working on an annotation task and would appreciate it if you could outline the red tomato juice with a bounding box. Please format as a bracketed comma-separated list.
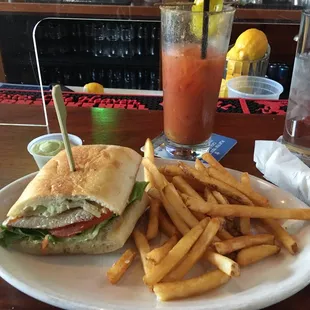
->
[162, 44, 226, 145]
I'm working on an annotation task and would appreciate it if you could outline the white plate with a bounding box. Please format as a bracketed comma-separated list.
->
[1, 158, 310, 310]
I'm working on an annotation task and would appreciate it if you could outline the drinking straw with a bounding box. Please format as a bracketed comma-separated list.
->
[201, 0, 210, 59]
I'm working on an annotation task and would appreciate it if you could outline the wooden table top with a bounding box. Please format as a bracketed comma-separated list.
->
[0, 104, 309, 310]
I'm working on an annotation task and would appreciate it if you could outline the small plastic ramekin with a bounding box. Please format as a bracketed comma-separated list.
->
[27, 133, 83, 169]
[227, 76, 284, 100]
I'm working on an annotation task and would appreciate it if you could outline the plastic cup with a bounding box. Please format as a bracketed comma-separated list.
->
[227, 76, 283, 99]
[27, 133, 83, 169]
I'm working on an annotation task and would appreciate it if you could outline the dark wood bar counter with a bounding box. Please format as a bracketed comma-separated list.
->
[0, 104, 310, 309]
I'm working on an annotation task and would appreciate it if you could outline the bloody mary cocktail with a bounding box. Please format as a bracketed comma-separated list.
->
[162, 45, 226, 145]
[160, 5, 235, 158]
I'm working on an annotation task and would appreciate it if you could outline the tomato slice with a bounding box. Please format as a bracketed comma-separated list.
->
[49, 210, 112, 238]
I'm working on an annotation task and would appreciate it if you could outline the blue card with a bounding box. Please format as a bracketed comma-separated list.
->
[141, 132, 237, 162]
[207, 133, 237, 161]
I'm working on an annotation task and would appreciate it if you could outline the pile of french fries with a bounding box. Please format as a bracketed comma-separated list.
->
[107, 138, 310, 301]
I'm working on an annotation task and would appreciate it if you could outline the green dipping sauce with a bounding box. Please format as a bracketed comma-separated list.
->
[31, 140, 65, 156]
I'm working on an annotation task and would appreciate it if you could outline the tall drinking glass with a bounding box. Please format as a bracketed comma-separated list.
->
[282, 10, 310, 165]
[160, 5, 235, 159]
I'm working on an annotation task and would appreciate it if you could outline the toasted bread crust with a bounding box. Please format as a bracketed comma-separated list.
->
[8, 145, 142, 218]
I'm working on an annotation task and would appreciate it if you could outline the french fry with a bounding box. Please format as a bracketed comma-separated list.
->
[185, 178, 206, 193]
[143, 219, 207, 286]
[159, 165, 186, 178]
[261, 218, 298, 254]
[158, 210, 178, 238]
[176, 186, 228, 236]
[153, 270, 230, 301]
[132, 229, 153, 275]
[143, 138, 155, 191]
[241, 172, 251, 190]
[222, 195, 250, 236]
[239, 217, 251, 235]
[172, 176, 206, 204]
[142, 141, 162, 241]
[144, 138, 154, 160]
[213, 235, 222, 242]
[107, 249, 136, 284]
[236, 244, 281, 266]
[227, 197, 242, 205]
[204, 187, 218, 204]
[142, 158, 168, 191]
[146, 199, 161, 240]
[220, 203, 243, 240]
[146, 235, 178, 264]
[107, 146, 304, 300]
[195, 158, 209, 175]
[213, 234, 275, 255]
[202, 155, 252, 231]
[163, 183, 199, 228]
[204, 151, 296, 252]
[208, 167, 269, 207]
[202, 153, 232, 176]
[192, 210, 206, 220]
[163, 175, 173, 183]
[204, 250, 240, 277]
[212, 190, 229, 204]
[228, 170, 295, 251]
[242, 185, 297, 254]
[147, 187, 161, 201]
[160, 189, 190, 236]
[159, 169, 207, 192]
[164, 218, 221, 281]
[179, 162, 253, 206]
[217, 229, 233, 240]
[185, 197, 297, 254]
[232, 171, 295, 253]
[202, 153, 240, 194]
[184, 197, 310, 221]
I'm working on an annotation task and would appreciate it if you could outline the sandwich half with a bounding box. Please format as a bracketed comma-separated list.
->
[0, 145, 149, 255]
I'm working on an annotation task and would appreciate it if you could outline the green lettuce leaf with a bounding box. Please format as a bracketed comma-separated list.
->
[128, 181, 148, 206]
[68, 215, 116, 243]
[0, 216, 117, 248]
[0, 226, 49, 248]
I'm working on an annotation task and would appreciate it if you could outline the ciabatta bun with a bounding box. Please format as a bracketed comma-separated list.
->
[8, 145, 142, 218]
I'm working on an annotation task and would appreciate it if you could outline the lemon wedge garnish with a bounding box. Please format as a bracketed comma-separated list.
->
[191, 0, 224, 39]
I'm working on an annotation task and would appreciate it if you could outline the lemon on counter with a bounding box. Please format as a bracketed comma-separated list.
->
[191, 0, 224, 39]
[229, 28, 268, 61]
[219, 78, 228, 98]
[227, 45, 238, 60]
[225, 28, 268, 79]
[83, 82, 104, 94]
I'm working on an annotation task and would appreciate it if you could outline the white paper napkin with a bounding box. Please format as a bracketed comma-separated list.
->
[254, 140, 310, 206]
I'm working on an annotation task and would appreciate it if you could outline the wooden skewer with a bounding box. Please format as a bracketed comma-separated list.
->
[52, 85, 75, 172]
